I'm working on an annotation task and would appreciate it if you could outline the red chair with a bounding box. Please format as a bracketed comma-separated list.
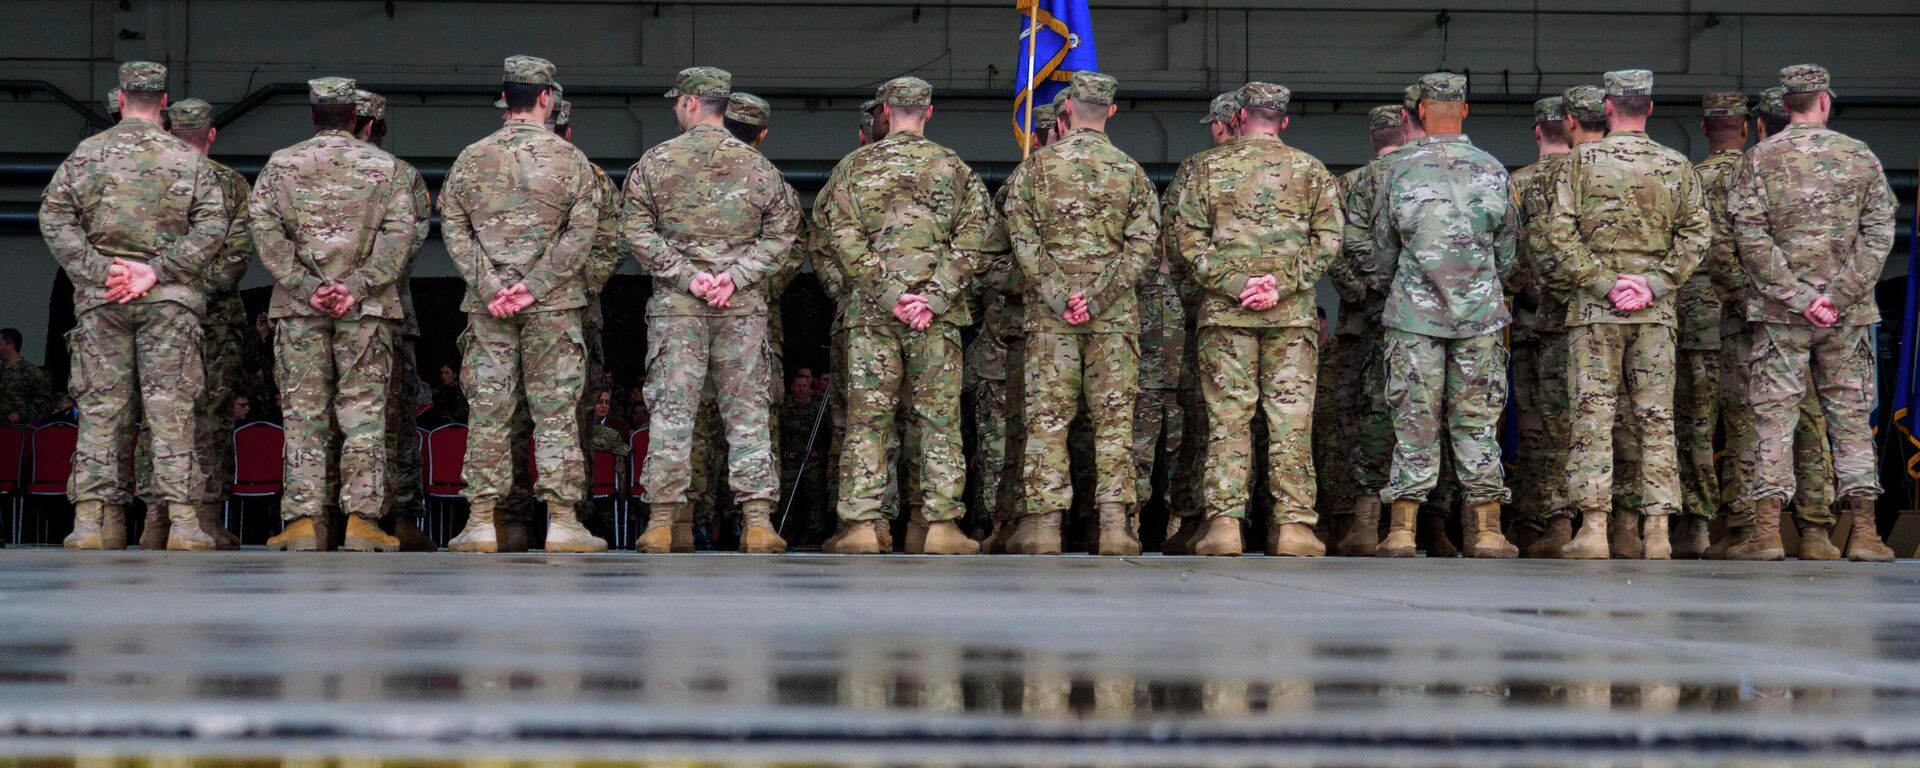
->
[25, 424, 77, 546]
[0, 426, 25, 544]
[627, 428, 650, 495]
[423, 424, 469, 543]
[229, 421, 285, 543]
[590, 448, 623, 544]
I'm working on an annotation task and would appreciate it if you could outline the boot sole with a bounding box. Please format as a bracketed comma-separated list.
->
[1375, 548, 1415, 558]
[167, 541, 217, 552]
[267, 538, 321, 552]
[1266, 549, 1323, 557]
[546, 542, 610, 553]
[1847, 551, 1895, 563]
[448, 542, 500, 553]
[343, 538, 399, 552]
[1725, 550, 1785, 561]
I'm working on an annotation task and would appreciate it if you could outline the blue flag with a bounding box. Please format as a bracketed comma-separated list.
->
[1892, 208, 1920, 479]
[1012, 0, 1097, 150]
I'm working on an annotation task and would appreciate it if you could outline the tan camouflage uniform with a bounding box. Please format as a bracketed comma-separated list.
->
[1507, 98, 1572, 529]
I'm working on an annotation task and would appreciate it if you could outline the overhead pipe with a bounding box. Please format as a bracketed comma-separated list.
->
[0, 80, 114, 130]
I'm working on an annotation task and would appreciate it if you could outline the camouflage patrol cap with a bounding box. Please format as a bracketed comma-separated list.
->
[1604, 69, 1653, 97]
[105, 87, 122, 117]
[354, 89, 386, 120]
[1033, 102, 1058, 130]
[119, 61, 167, 92]
[858, 99, 878, 128]
[553, 100, 573, 126]
[1532, 97, 1565, 125]
[1417, 72, 1467, 102]
[504, 55, 557, 86]
[1237, 82, 1290, 113]
[1065, 71, 1118, 106]
[726, 93, 771, 126]
[308, 77, 357, 105]
[1198, 92, 1239, 124]
[664, 66, 731, 98]
[1050, 87, 1071, 114]
[1401, 84, 1421, 112]
[876, 76, 932, 107]
[1367, 105, 1403, 131]
[1702, 91, 1747, 118]
[1563, 86, 1605, 122]
[166, 98, 212, 129]
[1756, 87, 1788, 119]
[1780, 63, 1834, 96]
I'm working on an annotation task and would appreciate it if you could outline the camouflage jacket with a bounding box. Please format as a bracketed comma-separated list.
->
[1337, 144, 1417, 338]
[581, 162, 627, 332]
[1546, 131, 1709, 328]
[1681, 149, 1740, 348]
[250, 130, 419, 321]
[779, 396, 824, 465]
[1508, 152, 1570, 341]
[1369, 134, 1516, 339]
[1171, 133, 1342, 329]
[1136, 267, 1186, 389]
[1732, 123, 1895, 326]
[1329, 164, 1377, 338]
[966, 184, 1028, 384]
[1001, 128, 1160, 335]
[0, 359, 52, 424]
[1703, 150, 1750, 334]
[40, 118, 228, 317]
[622, 124, 800, 318]
[394, 158, 433, 335]
[442, 119, 601, 314]
[201, 160, 256, 328]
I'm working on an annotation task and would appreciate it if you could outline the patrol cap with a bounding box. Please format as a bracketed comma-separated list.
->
[308, 77, 357, 105]
[1780, 63, 1835, 96]
[1367, 105, 1403, 131]
[1236, 82, 1289, 113]
[1065, 71, 1118, 106]
[1401, 84, 1421, 112]
[1417, 72, 1467, 102]
[354, 89, 386, 120]
[1532, 96, 1565, 125]
[1049, 87, 1071, 116]
[119, 61, 167, 92]
[1604, 69, 1653, 97]
[858, 99, 878, 128]
[553, 99, 573, 127]
[166, 98, 212, 130]
[1702, 91, 1747, 119]
[1033, 103, 1057, 130]
[664, 66, 731, 98]
[1756, 87, 1788, 119]
[1199, 91, 1239, 124]
[504, 55, 557, 86]
[875, 76, 932, 107]
[1563, 86, 1605, 122]
[726, 92, 771, 126]
[105, 87, 122, 117]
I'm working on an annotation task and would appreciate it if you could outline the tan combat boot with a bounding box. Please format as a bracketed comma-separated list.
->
[1725, 498, 1785, 561]
[1525, 517, 1572, 559]
[1705, 501, 1751, 560]
[1466, 502, 1518, 559]
[199, 504, 239, 550]
[1095, 503, 1142, 556]
[832, 519, 886, 554]
[1335, 497, 1381, 557]
[393, 516, 438, 552]
[672, 504, 696, 553]
[99, 504, 128, 550]
[498, 519, 530, 553]
[545, 506, 609, 554]
[1162, 515, 1203, 555]
[634, 503, 681, 554]
[1795, 521, 1840, 561]
[1006, 512, 1063, 555]
[1843, 496, 1894, 563]
[1672, 516, 1711, 560]
[820, 522, 852, 554]
[1609, 508, 1642, 559]
[904, 508, 930, 554]
[266, 517, 322, 551]
[1561, 510, 1611, 560]
[984, 520, 1018, 554]
[1640, 514, 1671, 560]
[138, 506, 170, 551]
[343, 516, 401, 552]
[1419, 512, 1458, 557]
[875, 518, 894, 553]
[1266, 521, 1325, 557]
[920, 521, 980, 555]
[449, 504, 501, 553]
[739, 500, 788, 555]
[1376, 501, 1418, 558]
[165, 503, 215, 551]
[64, 501, 109, 550]
[1193, 515, 1243, 557]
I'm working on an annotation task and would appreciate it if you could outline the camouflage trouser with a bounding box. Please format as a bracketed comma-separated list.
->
[838, 323, 965, 524]
[689, 388, 720, 525]
[1381, 329, 1509, 505]
[1611, 376, 1643, 512]
[276, 316, 394, 520]
[386, 334, 424, 519]
[1528, 331, 1573, 521]
[1131, 388, 1184, 517]
[68, 303, 204, 506]
[973, 378, 1013, 522]
[1746, 322, 1877, 503]
[1509, 338, 1545, 524]
[1346, 329, 1393, 500]
[1565, 323, 1678, 517]
[1022, 332, 1138, 515]
[1311, 336, 1353, 519]
[1720, 326, 1835, 524]
[460, 310, 586, 509]
[1675, 347, 1720, 520]
[197, 320, 245, 507]
[640, 313, 775, 506]
[1169, 324, 1207, 526]
[499, 398, 536, 524]
[577, 321, 607, 522]
[1200, 325, 1317, 525]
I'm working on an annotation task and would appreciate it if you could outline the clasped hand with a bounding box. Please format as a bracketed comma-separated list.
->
[1607, 274, 1653, 313]
[101, 259, 158, 304]
[1239, 275, 1280, 311]
[690, 272, 737, 308]
[893, 293, 934, 331]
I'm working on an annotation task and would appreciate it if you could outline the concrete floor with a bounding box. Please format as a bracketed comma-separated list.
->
[0, 550, 1917, 767]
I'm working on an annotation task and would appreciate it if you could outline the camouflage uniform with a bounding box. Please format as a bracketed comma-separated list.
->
[0, 361, 52, 425]
[1675, 125, 1735, 524]
[1331, 111, 1409, 511]
[816, 81, 997, 528]
[1171, 97, 1342, 527]
[563, 98, 631, 527]
[1734, 69, 1895, 508]
[969, 230, 1026, 530]
[251, 79, 419, 523]
[1001, 75, 1160, 526]
[1507, 99, 1573, 527]
[1545, 71, 1710, 522]
[176, 101, 254, 519]
[40, 62, 225, 514]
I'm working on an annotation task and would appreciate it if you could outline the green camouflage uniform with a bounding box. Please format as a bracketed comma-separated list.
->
[1332, 135, 1408, 509]
[252, 82, 418, 522]
[42, 67, 227, 508]
[1002, 109, 1159, 522]
[1172, 112, 1342, 526]
[1508, 141, 1573, 526]
[576, 158, 627, 523]
[192, 159, 254, 513]
[1733, 75, 1894, 506]
[1366, 121, 1517, 505]
[0, 360, 52, 425]
[968, 217, 1026, 529]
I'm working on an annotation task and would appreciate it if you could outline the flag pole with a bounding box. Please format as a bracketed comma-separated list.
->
[1022, 1, 1039, 158]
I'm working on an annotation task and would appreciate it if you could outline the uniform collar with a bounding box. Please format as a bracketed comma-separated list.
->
[1417, 133, 1469, 146]
[1234, 132, 1282, 145]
